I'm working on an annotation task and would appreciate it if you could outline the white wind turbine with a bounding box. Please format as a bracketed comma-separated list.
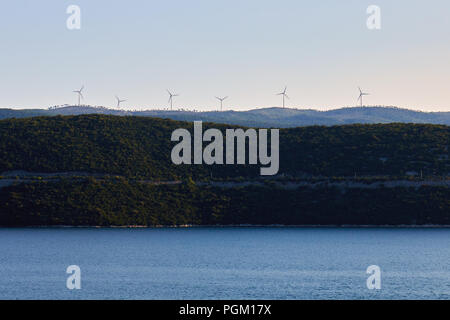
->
[73, 85, 84, 106]
[276, 86, 289, 108]
[167, 90, 179, 110]
[215, 96, 228, 111]
[357, 87, 370, 107]
[115, 95, 126, 109]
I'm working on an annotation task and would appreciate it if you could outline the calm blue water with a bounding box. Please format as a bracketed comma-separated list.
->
[0, 228, 449, 300]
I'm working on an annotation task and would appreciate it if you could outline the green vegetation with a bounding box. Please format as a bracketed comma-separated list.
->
[0, 115, 448, 226]
[0, 115, 448, 178]
[0, 179, 448, 226]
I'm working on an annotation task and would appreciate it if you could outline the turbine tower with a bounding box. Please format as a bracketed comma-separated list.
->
[357, 87, 370, 107]
[73, 85, 84, 106]
[276, 86, 289, 108]
[215, 96, 228, 111]
[167, 90, 179, 110]
[115, 95, 126, 109]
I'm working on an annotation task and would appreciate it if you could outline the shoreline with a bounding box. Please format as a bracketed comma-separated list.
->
[2, 224, 450, 229]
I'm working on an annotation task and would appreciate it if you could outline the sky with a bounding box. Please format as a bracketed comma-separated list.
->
[0, 0, 449, 111]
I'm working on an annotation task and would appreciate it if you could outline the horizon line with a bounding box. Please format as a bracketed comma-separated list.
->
[2, 105, 450, 113]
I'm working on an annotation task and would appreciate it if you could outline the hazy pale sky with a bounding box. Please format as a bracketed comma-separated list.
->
[1, 0, 449, 111]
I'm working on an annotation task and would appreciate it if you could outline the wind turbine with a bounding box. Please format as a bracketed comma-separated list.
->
[215, 96, 228, 111]
[73, 85, 84, 106]
[115, 95, 126, 109]
[276, 86, 289, 108]
[357, 87, 370, 107]
[167, 90, 179, 110]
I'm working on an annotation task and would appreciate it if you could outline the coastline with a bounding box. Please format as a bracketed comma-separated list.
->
[2, 224, 450, 229]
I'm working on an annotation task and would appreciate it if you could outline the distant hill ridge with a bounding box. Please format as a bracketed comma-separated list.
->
[1, 106, 449, 127]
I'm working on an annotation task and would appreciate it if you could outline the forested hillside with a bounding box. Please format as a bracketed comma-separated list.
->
[0, 179, 449, 226]
[0, 115, 448, 226]
[0, 115, 448, 179]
